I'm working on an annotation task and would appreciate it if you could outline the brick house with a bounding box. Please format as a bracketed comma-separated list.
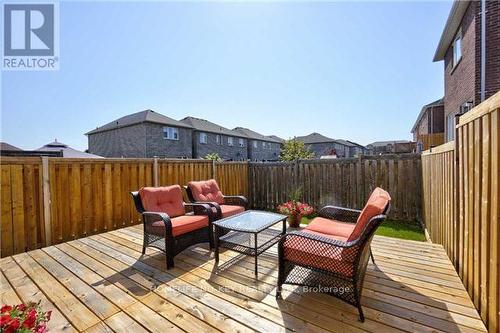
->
[295, 132, 353, 158]
[86, 110, 193, 158]
[366, 140, 416, 155]
[179, 117, 248, 160]
[433, 0, 500, 141]
[411, 98, 445, 151]
[335, 139, 369, 157]
[232, 127, 282, 161]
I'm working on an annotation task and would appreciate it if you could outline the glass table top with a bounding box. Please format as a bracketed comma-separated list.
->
[213, 210, 287, 233]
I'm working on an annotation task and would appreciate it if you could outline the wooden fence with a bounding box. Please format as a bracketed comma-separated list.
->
[0, 158, 247, 257]
[248, 154, 422, 221]
[421, 91, 500, 332]
[417, 132, 445, 150]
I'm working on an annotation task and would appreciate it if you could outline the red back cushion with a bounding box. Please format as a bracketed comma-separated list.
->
[347, 187, 391, 242]
[139, 185, 185, 217]
[188, 179, 224, 204]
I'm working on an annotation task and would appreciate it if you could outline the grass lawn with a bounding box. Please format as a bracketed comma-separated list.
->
[300, 216, 426, 242]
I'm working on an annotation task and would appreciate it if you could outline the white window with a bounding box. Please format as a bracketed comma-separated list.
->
[446, 113, 456, 141]
[453, 32, 462, 68]
[199, 132, 208, 144]
[238, 138, 244, 147]
[228, 137, 234, 146]
[215, 135, 221, 145]
[253, 141, 258, 148]
[163, 127, 179, 140]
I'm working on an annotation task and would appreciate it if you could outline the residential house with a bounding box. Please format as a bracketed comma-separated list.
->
[180, 117, 248, 160]
[433, 0, 500, 141]
[366, 140, 416, 155]
[295, 132, 352, 158]
[0, 142, 22, 152]
[266, 135, 285, 144]
[37, 140, 103, 158]
[334, 139, 369, 157]
[232, 127, 282, 161]
[411, 99, 445, 151]
[86, 110, 193, 158]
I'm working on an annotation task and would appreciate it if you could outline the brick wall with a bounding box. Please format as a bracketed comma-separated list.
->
[443, 1, 477, 141]
[144, 123, 192, 158]
[88, 124, 147, 157]
[192, 132, 248, 160]
[306, 142, 350, 158]
[248, 140, 281, 161]
[483, 0, 500, 100]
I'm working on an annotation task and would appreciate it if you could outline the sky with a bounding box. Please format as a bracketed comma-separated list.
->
[1, 0, 452, 151]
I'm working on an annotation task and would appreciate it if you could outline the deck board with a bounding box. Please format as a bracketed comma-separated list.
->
[0, 225, 488, 333]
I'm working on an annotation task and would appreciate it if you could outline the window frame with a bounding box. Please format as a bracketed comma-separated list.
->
[452, 30, 462, 69]
[199, 132, 208, 144]
[163, 127, 179, 141]
[228, 136, 234, 146]
[253, 141, 258, 149]
[215, 134, 222, 145]
[238, 138, 245, 147]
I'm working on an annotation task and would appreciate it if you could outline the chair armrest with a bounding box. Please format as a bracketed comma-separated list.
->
[318, 206, 361, 223]
[279, 230, 356, 249]
[191, 201, 222, 218]
[142, 211, 172, 235]
[184, 203, 213, 220]
[223, 195, 249, 209]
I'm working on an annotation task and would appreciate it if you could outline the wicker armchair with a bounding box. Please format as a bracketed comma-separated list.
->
[184, 179, 249, 220]
[131, 185, 214, 269]
[276, 187, 391, 322]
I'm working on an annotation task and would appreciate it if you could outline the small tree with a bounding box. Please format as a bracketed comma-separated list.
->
[203, 152, 223, 162]
[279, 139, 314, 161]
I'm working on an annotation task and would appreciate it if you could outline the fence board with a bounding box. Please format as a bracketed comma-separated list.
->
[422, 91, 500, 332]
[248, 155, 421, 220]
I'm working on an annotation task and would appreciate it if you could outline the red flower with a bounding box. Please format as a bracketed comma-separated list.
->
[22, 309, 37, 329]
[1, 305, 12, 313]
[1, 314, 12, 325]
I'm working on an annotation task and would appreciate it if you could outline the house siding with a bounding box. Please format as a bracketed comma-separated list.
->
[248, 141, 281, 161]
[443, 1, 477, 141]
[192, 132, 248, 160]
[306, 142, 350, 158]
[144, 123, 192, 158]
[88, 124, 147, 157]
[475, 0, 500, 103]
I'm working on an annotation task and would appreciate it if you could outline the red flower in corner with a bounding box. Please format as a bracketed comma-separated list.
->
[0, 302, 51, 333]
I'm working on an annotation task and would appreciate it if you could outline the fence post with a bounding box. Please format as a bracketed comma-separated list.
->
[41, 156, 52, 247]
[153, 157, 158, 186]
[358, 154, 365, 207]
[212, 160, 217, 180]
[294, 159, 299, 193]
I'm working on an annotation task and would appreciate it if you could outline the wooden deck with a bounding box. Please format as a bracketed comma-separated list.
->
[0, 225, 487, 333]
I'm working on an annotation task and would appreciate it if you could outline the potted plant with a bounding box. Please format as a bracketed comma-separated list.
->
[277, 200, 314, 228]
[1, 302, 51, 333]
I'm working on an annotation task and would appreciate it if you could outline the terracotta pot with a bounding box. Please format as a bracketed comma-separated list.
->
[288, 214, 302, 228]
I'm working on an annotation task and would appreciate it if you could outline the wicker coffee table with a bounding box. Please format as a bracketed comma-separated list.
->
[213, 210, 287, 277]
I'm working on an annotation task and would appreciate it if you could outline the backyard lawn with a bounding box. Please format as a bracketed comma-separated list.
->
[300, 216, 426, 242]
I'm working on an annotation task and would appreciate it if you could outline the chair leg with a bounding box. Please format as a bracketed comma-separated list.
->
[357, 304, 365, 322]
[142, 246, 146, 255]
[166, 256, 174, 270]
[276, 284, 282, 298]
[370, 249, 375, 264]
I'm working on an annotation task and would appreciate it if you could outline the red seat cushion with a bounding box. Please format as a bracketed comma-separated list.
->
[149, 215, 209, 237]
[305, 217, 355, 239]
[348, 187, 391, 242]
[283, 230, 354, 277]
[188, 179, 224, 204]
[217, 205, 245, 218]
[139, 185, 185, 217]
